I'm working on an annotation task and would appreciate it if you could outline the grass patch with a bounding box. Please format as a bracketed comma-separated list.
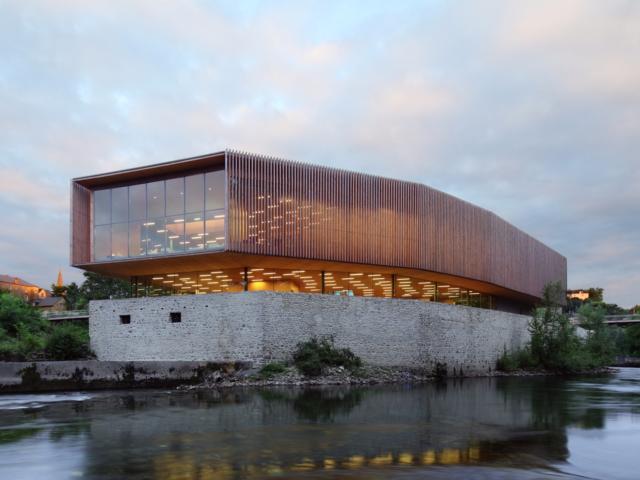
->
[257, 362, 287, 379]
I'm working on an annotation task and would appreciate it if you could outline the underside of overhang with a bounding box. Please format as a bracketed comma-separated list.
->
[74, 251, 540, 305]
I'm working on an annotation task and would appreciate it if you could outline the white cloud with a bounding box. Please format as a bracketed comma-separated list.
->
[0, 0, 638, 306]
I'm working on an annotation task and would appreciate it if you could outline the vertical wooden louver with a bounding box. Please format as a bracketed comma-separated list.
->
[225, 150, 566, 299]
[70, 181, 92, 265]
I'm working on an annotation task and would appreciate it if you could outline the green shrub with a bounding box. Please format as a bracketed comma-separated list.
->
[0, 335, 21, 361]
[579, 303, 616, 366]
[497, 347, 538, 372]
[293, 337, 362, 377]
[626, 324, 640, 357]
[497, 350, 519, 372]
[258, 362, 287, 379]
[45, 323, 92, 360]
[0, 294, 50, 360]
[497, 282, 617, 373]
[0, 293, 48, 337]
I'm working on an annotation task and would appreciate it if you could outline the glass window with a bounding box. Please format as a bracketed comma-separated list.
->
[111, 187, 128, 223]
[129, 221, 146, 257]
[94, 190, 111, 225]
[111, 223, 128, 258]
[129, 184, 146, 221]
[185, 212, 204, 251]
[147, 181, 165, 218]
[146, 219, 166, 256]
[165, 177, 184, 216]
[185, 174, 204, 213]
[166, 215, 185, 254]
[206, 170, 225, 210]
[94, 225, 111, 260]
[205, 210, 225, 249]
[93, 172, 225, 261]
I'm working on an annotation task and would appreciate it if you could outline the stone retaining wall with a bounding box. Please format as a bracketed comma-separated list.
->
[90, 292, 530, 375]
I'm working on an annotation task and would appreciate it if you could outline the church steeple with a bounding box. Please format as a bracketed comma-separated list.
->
[56, 269, 64, 288]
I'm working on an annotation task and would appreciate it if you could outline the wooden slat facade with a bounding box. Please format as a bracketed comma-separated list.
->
[226, 150, 566, 300]
[71, 149, 566, 301]
[70, 181, 92, 265]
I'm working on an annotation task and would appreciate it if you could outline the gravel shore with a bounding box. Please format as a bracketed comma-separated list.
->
[177, 365, 617, 390]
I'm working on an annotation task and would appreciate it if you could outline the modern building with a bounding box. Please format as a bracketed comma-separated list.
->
[71, 150, 566, 313]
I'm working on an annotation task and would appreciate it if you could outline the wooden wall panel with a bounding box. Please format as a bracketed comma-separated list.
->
[226, 151, 567, 299]
[70, 182, 91, 265]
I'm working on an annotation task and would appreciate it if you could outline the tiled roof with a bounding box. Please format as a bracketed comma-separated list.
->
[34, 297, 65, 307]
[0, 274, 42, 289]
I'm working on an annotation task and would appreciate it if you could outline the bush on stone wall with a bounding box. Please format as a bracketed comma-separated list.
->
[293, 337, 362, 377]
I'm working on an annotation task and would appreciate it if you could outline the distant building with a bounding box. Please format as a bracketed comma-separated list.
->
[0, 274, 49, 302]
[567, 290, 590, 301]
[34, 296, 66, 312]
[567, 288, 603, 302]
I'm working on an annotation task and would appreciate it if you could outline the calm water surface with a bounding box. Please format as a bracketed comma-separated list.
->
[1, 368, 639, 479]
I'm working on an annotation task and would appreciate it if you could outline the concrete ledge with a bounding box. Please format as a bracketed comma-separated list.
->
[0, 360, 250, 393]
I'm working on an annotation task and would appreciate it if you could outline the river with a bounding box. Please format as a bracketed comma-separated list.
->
[0, 368, 639, 479]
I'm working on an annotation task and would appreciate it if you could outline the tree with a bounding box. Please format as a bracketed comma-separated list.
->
[529, 282, 585, 371]
[626, 324, 640, 357]
[49, 281, 87, 310]
[0, 292, 50, 360]
[587, 288, 604, 303]
[64, 282, 86, 310]
[50, 284, 67, 298]
[577, 303, 615, 365]
[79, 272, 130, 301]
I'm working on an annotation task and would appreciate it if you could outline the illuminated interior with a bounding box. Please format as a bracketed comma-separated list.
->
[131, 267, 492, 308]
[92, 170, 225, 260]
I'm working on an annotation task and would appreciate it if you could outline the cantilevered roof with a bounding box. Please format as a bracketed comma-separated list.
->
[73, 151, 225, 188]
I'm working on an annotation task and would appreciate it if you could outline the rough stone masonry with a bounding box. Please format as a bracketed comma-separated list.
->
[90, 291, 531, 375]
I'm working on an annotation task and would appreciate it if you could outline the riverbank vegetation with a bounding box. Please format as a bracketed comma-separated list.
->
[52, 272, 130, 310]
[498, 282, 618, 373]
[293, 337, 362, 377]
[0, 292, 92, 361]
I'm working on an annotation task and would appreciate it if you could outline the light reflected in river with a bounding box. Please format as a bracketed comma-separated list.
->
[1, 368, 640, 479]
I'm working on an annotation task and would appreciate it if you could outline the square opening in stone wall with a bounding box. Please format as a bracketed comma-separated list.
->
[170, 312, 182, 323]
[120, 314, 131, 325]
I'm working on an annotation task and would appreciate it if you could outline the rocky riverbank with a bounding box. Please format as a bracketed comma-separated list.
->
[177, 364, 618, 390]
[177, 365, 434, 390]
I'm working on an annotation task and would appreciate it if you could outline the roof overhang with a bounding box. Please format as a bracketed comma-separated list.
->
[72, 151, 226, 189]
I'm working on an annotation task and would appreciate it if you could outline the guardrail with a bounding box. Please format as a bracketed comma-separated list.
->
[603, 314, 640, 324]
[42, 310, 89, 321]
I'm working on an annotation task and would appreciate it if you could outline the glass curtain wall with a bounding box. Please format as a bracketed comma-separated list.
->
[132, 267, 493, 308]
[92, 170, 225, 261]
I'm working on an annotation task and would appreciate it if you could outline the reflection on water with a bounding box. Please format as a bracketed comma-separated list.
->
[1, 369, 640, 479]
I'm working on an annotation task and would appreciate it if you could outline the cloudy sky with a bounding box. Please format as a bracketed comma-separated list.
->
[0, 0, 638, 306]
